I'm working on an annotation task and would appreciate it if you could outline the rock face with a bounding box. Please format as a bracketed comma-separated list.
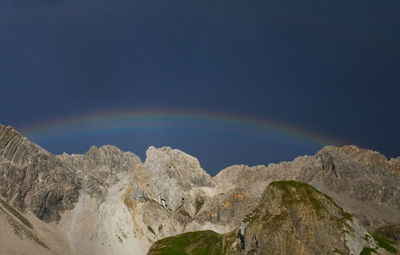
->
[0, 123, 399, 255]
[214, 145, 400, 229]
[234, 181, 375, 255]
[58, 145, 141, 199]
[128, 146, 215, 212]
[0, 125, 80, 222]
[148, 181, 384, 255]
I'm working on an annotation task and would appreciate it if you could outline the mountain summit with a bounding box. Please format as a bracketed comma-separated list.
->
[0, 124, 399, 255]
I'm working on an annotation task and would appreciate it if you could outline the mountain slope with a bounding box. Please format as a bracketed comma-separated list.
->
[0, 125, 81, 222]
[0, 123, 399, 255]
[148, 181, 398, 255]
[213, 145, 400, 229]
[0, 196, 72, 255]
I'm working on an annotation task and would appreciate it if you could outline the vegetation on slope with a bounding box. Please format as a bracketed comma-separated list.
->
[372, 232, 398, 254]
[269, 180, 352, 220]
[148, 230, 226, 255]
[148, 181, 398, 255]
[360, 232, 398, 255]
[243, 180, 351, 227]
[360, 247, 377, 255]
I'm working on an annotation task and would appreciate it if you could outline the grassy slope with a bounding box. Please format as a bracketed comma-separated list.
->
[148, 230, 226, 255]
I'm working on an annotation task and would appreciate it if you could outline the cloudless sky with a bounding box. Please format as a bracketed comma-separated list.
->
[1, 0, 399, 175]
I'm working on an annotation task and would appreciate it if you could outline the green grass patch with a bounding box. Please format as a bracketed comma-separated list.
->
[372, 233, 398, 254]
[148, 230, 224, 255]
[0, 198, 33, 229]
[360, 247, 377, 255]
[150, 247, 189, 255]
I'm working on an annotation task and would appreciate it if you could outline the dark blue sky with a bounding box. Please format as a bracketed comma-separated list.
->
[1, 0, 399, 175]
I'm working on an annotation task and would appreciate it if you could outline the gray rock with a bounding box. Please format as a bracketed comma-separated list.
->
[1, 123, 400, 255]
[127, 146, 215, 212]
[212, 145, 400, 229]
[0, 124, 80, 222]
[58, 145, 141, 199]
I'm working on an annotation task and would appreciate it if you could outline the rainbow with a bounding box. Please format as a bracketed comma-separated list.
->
[20, 109, 344, 148]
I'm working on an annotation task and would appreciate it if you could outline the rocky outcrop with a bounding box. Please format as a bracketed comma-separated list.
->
[58, 145, 141, 177]
[127, 146, 215, 212]
[212, 145, 400, 229]
[0, 124, 80, 222]
[1, 123, 399, 255]
[55, 145, 216, 254]
[147, 181, 386, 255]
[58, 145, 141, 199]
[233, 181, 376, 255]
[113, 146, 217, 251]
[389, 156, 400, 176]
[312, 146, 400, 227]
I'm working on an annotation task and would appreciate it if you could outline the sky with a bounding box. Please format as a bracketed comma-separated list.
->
[0, 0, 399, 175]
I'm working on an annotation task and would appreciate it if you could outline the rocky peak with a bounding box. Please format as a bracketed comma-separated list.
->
[85, 145, 141, 172]
[57, 145, 142, 200]
[144, 146, 214, 188]
[124, 146, 215, 213]
[0, 124, 400, 255]
[0, 124, 23, 141]
[0, 124, 50, 164]
[0, 124, 80, 222]
[58, 145, 141, 175]
[318, 145, 400, 176]
[389, 156, 400, 176]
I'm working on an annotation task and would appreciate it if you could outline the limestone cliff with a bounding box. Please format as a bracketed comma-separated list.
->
[0, 123, 399, 255]
[58, 145, 141, 199]
[148, 181, 397, 255]
[0, 124, 80, 222]
[214, 145, 400, 229]
[233, 181, 376, 255]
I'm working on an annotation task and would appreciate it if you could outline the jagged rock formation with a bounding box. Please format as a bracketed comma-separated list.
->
[234, 181, 376, 255]
[0, 125, 80, 222]
[148, 181, 396, 255]
[128, 145, 215, 213]
[58, 145, 141, 199]
[389, 157, 400, 176]
[214, 145, 400, 229]
[0, 123, 399, 255]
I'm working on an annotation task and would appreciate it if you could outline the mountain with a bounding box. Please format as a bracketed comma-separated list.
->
[0, 123, 399, 255]
[0, 125, 80, 222]
[148, 181, 394, 255]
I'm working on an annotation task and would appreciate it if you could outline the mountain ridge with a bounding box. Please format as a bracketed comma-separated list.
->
[0, 123, 399, 255]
